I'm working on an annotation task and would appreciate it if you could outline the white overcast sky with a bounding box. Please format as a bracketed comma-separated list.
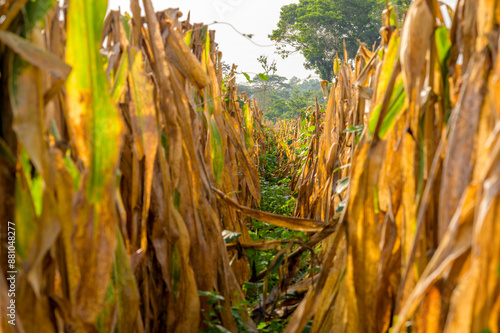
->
[107, 0, 458, 81]
[108, 0, 319, 81]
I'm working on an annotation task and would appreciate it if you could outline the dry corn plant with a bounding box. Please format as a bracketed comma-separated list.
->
[0, 0, 324, 331]
[272, 104, 325, 189]
[1, 0, 500, 332]
[281, 0, 500, 332]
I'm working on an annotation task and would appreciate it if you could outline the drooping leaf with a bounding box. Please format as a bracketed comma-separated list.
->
[242, 72, 252, 83]
[0, 30, 71, 80]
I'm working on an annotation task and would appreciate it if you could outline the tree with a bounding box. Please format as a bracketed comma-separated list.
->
[265, 88, 317, 123]
[247, 73, 288, 114]
[257, 55, 277, 111]
[220, 61, 232, 78]
[270, 0, 386, 81]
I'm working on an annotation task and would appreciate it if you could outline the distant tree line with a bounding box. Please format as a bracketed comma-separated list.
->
[239, 74, 322, 123]
[234, 56, 321, 122]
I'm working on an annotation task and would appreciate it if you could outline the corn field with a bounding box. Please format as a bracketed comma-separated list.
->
[0, 0, 499, 332]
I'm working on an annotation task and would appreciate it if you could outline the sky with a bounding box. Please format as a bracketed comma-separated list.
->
[108, 0, 318, 81]
[108, 0, 458, 82]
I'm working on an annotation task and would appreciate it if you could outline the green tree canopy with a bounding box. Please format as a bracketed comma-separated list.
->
[270, 0, 386, 80]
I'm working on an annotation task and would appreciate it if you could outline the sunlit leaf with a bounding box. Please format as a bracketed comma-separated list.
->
[65, 0, 124, 200]
[336, 177, 349, 194]
[378, 75, 407, 139]
[210, 117, 225, 186]
[336, 199, 347, 213]
[343, 125, 364, 133]
[222, 230, 242, 244]
[259, 73, 269, 81]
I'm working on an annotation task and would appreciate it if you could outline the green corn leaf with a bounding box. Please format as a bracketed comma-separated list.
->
[243, 72, 252, 83]
[259, 73, 269, 81]
[210, 117, 225, 186]
[378, 76, 406, 139]
[65, 0, 124, 201]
